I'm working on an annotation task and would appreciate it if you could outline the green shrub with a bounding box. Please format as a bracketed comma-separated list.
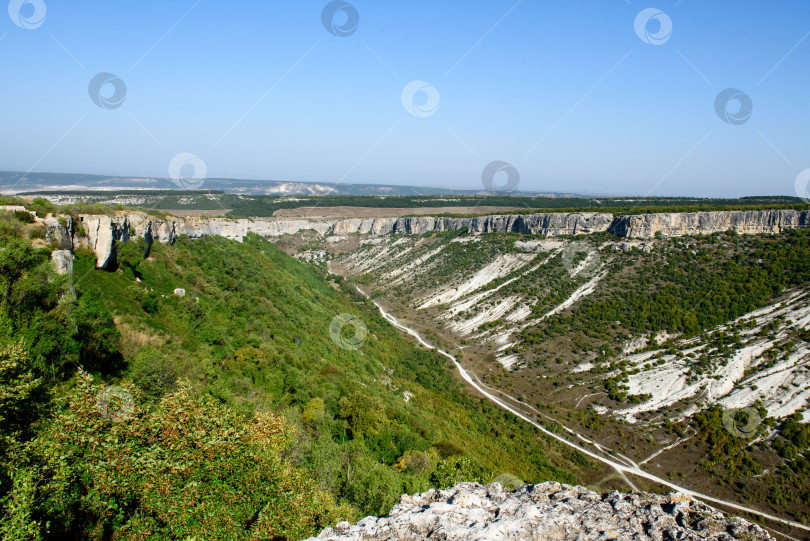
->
[27, 198, 56, 217]
[13, 211, 34, 224]
[130, 347, 178, 400]
[116, 238, 148, 277]
[26, 228, 45, 240]
[429, 456, 486, 488]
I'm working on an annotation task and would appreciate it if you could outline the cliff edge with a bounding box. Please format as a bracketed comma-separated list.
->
[39, 208, 810, 269]
[609, 209, 810, 239]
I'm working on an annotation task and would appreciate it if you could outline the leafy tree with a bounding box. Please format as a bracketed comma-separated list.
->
[342, 450, 404, 516]
[338, 392, 388, 439]
[0, 341, 43, 478]
[26, 198, 56, 217]
[393, 449, 438, 474]
[130, 347, 177, 400]
[0, 341, 46, 541]
[0, 236, 82, 377]
[303, 397, 326, 425]
[0, 237, 46, 301]
[74, 292, 122, 373]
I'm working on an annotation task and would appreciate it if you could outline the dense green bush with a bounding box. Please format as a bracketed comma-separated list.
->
[13, 211, 34, 224]
[339, 392, 389, 439]
[2, 366, 353, 540]
[129, 347, 178, 400]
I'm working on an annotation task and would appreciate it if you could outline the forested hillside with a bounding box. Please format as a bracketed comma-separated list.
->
[0, 208, 595, 540]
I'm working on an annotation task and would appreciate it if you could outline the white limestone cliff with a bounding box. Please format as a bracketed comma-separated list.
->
[50, 209, 810, 269]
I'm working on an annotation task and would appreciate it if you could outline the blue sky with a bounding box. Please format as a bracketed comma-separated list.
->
[0, 0, 808, 196]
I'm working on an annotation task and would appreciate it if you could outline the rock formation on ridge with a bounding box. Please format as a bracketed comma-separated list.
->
[306, 482, 775, 541]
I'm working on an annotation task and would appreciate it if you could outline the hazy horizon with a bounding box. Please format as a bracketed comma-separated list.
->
[0, 168, 801, 200]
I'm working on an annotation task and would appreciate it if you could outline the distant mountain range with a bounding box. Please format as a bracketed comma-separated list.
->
[0, 171, 574, 197]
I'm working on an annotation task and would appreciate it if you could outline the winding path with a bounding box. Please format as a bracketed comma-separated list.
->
[364, 291, 810, 535]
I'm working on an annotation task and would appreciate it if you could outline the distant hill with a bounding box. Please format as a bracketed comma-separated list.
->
[0, 170, 572, 197]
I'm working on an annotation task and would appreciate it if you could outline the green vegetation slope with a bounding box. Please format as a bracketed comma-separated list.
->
[0, 209, 595, 540]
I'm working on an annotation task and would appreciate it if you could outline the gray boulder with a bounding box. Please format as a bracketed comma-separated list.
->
[51, 250, 73, 276]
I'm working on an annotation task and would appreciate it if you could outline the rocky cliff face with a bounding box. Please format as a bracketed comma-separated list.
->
[330, 213, 614, 236]
[51, 209, 810, 269]
[608, 209, 810, 239]
[307, 482, 774, 541]
[68, 212, 616, 268]
[444, 213, 614, 236]
[74, 213, 336, 268]
[42, 215, 73, 250]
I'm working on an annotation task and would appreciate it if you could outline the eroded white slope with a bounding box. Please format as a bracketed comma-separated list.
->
[619, 289, 810, 422]
[387, 245, 446, 284]
[443, 253, 557, 318]
[446, 296, 522, 335]
[418, 253, 535, 309]
[342, 237, 416, 274]
[482, 269, 607, 369]
[541, 271, 606, 320]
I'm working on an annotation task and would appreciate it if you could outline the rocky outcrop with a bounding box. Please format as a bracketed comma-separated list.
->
[50, 250, 73, 275]
[0, 205, 33, 215]
[75, 213, 326, 268]
[0, 205, 29, 212]
[308, 482, 773, 541]
[609, 209, 810, 239]
[82, 215, 117, 268]
[444, 213, 614, 236]
[611, 241, 653, 254]
[43, 215, 73, 250]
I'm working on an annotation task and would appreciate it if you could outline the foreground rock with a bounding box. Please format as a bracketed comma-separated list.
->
[307, 482, 773, 541]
